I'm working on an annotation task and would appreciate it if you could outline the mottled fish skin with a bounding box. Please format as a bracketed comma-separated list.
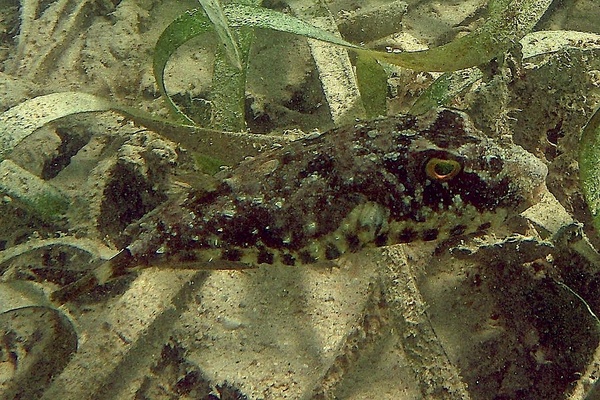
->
[52, 108, 547, 301]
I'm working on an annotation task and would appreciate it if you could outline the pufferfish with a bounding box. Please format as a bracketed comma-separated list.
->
[52, 108, 547, 302]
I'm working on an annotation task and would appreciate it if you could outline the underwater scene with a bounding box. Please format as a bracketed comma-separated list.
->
[1, 0, 600, 399]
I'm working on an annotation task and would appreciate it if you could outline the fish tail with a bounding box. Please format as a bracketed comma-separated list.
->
[50, 249, 135, 304]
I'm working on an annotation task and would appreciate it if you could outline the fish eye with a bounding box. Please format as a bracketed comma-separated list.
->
[425, 158, 461, 181]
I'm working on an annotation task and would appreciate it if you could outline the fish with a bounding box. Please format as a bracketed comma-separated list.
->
[51, 108, 547, 302]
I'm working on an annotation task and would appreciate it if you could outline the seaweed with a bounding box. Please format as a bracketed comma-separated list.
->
[580, 106, 600, 234]
[152, 0, 553, 125]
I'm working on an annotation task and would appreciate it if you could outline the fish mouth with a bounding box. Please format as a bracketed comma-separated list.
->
[504, 145, 549, 213]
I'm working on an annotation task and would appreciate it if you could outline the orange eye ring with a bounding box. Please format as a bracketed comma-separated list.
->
[425, 158, 461, 181]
